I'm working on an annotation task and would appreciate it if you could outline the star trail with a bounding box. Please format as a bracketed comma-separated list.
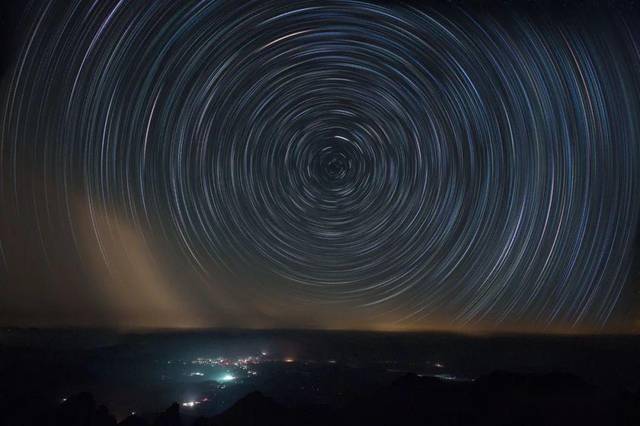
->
[1, 0, 640, 332]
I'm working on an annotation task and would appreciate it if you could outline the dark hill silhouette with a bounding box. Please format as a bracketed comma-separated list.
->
[207, 391, 289, 426]
[3, 371, 639, 426]
[119, 415, 148, 426]
[153, 403, 181, 426]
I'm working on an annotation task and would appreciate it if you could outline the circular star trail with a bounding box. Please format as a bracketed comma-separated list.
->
[2, 0, 640, 329]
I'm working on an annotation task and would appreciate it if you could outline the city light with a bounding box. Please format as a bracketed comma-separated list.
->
[219, 373, 235, 382]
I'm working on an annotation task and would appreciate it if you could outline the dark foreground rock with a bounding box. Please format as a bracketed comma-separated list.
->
[3, 371, 639, 426]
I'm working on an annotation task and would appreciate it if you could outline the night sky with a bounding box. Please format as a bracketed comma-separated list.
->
[1, 0, 639, 333]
